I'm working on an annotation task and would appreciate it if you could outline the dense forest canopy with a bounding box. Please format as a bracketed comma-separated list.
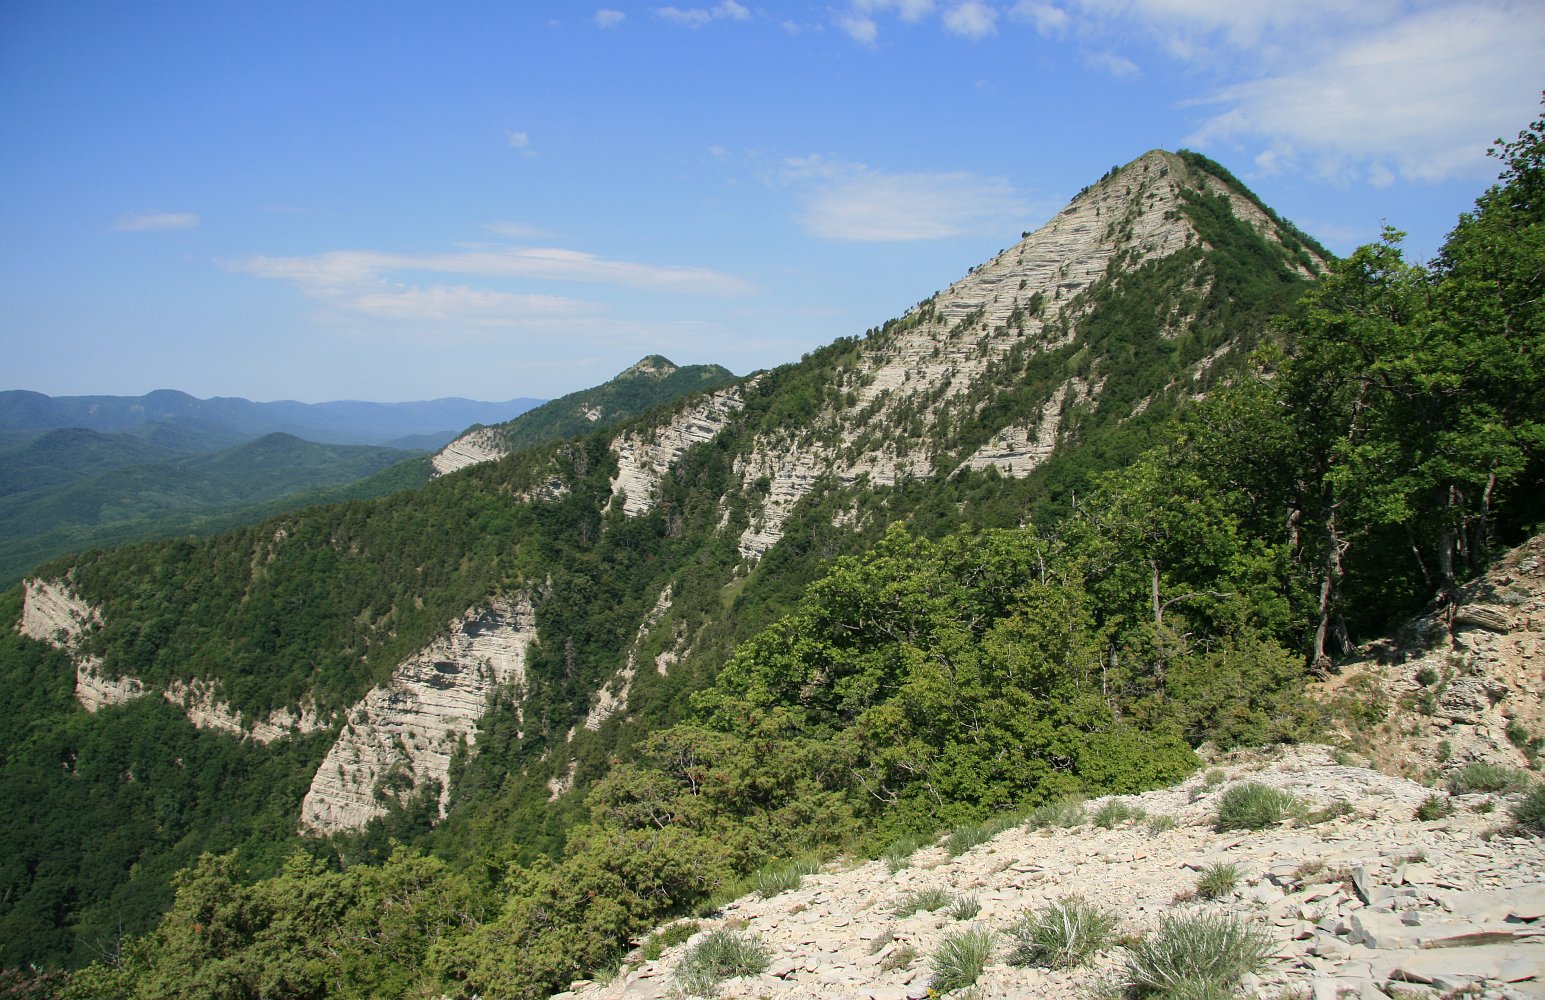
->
[1, 110, 1541, 997]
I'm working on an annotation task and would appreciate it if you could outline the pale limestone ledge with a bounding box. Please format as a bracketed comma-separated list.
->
[579, 584, 674, 736]
[959, 377, 1099, 477]
[299, 594, 537, 835]
[19, 579, 327, 736]
[431, 426, 506, 477]
[609, 384, 747, 517]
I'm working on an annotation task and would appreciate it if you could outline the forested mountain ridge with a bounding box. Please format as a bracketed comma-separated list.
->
[5, 114, 1542, 995]
[431, 356, 738, 476]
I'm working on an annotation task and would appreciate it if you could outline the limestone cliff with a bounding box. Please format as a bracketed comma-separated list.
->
[609, 385, 747, 516]
[299, 594, 537, 834]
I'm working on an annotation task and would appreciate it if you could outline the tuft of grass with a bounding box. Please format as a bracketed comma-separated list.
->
[1513, 784, 1545, 836]
[946, 894, 982, 921]
[946, 820, 994, 856]
[1092, 799, 1147, 829]
[1144, 814, 1179, 835]
[675, 929, 771, 996]
[1194, 862, 1241, 901]
[1007, 896, 1117, 969]
[751, 856, 821, 899]
[1305, 800, 1354, 824]
[1447, 762, 1533, 795]
[1214, 782, 1303, 831]
[880, 944, 917, 972]
[1204, 768, 1225, 787]
[1027, 797, 1086, 830]
[929, 926, 996, 993]
[890, 887, 953, 917]
[1124, 911, 1273, 997]
[1414, 793, 1453, 822]
[883, 835, 923, 874]
[641, 921, 699, 961]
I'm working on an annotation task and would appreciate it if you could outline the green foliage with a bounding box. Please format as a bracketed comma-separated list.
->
[751, 856, 821, 899]
[946, 895, 982, 921]
[674, 928, 770, 997]
[1214, 783, 1302, 831]
[1194, 862, 1241, 900]
[1124, 911, 1273, 997]
[1007, 896, 1117, 969]
[1513, 785, 1545, 835]
[928, 926, 995, 993]
[1027, 798, 1086, 830]
[1091, 799, 1146, 829]
[1145, 814, 1178, 835]
[882, 835, 923, 874]
[641, 921, 699, 961]
[946, 820, 996, 856]
[1414, 794, 1453, 822]
[1447, 762, 1534, 794]
[890, 888, 953, 918]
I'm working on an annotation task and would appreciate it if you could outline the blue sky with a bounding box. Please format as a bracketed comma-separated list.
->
[2, 1, 1540, 403]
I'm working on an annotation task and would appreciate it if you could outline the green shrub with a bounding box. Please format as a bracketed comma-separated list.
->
[946, 895, 982, 921]
[1448, 762, 1533, 795]
[1414, 665, 1440, 686]
[1513, 784, 1545, 836]
[675, 929, 771, 996]
[929, 926, 995, 993]
[1145, 814, 1178, 835]
[1413, 793, 1452, 822]
[883, 835, 923, 874]
[1027, 798, 1085, 830]
[1194, 862, 1240, 901]
[946, 821, 993, 856]
[1125, 911, 1273, 996]
[1007, 896, 1117, 969]
[1092, 799, 1147, 829]
[891, 887, 953, 917]
[641, 921, 699, 961]
[751, 856, 821, 899]
[1214, 782, 1302, 831]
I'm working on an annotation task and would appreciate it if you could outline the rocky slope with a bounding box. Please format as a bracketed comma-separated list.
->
[299, 593, 537, 834]
[568, 745, 1543, 1000]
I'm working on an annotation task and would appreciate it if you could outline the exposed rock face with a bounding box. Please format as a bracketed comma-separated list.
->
[162, 678, 324, 745]
[959, 377, 1098, 477]
[610, 385, 746, 516]
[565, 744, 1545, 1000]
[17, 578, 146, 712]
[431, 426, 506, 477]
[299, 594, 537, 835]
[581, 585, 674, 733]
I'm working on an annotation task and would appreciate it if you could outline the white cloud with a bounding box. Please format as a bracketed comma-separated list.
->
[1183, 2, 1545, 183]
[839, 13, 880, 44]
[110, 211, 199, 232]
[594, 8, 625, 27]
[484, 222, 551, 239]
[1010, 1, 1069, 35]
[778, 156, 1032, 241]
[943, 0, 998, 38]
[228, 244, 757, 297]
[854, 0, 937, 21]
[507, 130, 531, 149]
[655, 1, 750, 27]
[1084, 49, 1138, 77]
[351, 286, 596, 327]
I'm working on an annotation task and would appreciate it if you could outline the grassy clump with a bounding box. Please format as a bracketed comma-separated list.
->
[946, 894, 982, 921]
[1194, 862, 1241, 901]
[1447, 762, 1533, 795]
[947, 820, 995, 856]
[1007, 896, 1117, 969]
[1125, 911, 1273, 996]
[1145, 814, 1179, 835]
[1414, 793, 1453, 822]
[1092, 799, 1147, 829]
[890, 887, 954, 917]
[751, 856, 821, 899]
[929, 926, 996, 993]
[641, 921, 699, 961]
[1214, 782, 1302, 831]
[1027, 797, 1086, 830]
[675, 929, 772, 996]
[883, 834, 923, 874]
[1513, 784, 1545, 836]
[880, 944, 917, 972]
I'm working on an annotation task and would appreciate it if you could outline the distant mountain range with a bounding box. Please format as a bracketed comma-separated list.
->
[0, 388, 545, 450]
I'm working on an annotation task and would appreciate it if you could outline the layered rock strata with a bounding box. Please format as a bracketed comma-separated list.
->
[299, 594, 537, 834]
[610, 386, 746, 516]
[431, 426, 507, 477]
[18, 578, 145, 712]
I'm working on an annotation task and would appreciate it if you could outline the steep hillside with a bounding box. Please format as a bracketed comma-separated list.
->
[432, 356, 738, 476]
[0, 148, 1340, 969]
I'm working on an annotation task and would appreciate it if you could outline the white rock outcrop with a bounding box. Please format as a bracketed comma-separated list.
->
[17, 578, 147, 712]
[610, 385, 746, 516]
[162, 678, 324, 745]
[431, 426, 507, 477]
[299, 594, 537, 835]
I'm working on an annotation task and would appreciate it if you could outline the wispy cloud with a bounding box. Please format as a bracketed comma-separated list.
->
[594, 8, 625, 28]
[655, 1, 750, 28]
[942, 1, 998, 39]
[777, 155, 1031, 241]
[1084, 49, 1138, 77]
[110, 211, 199, 232]
[1181, 2, 1545, 183]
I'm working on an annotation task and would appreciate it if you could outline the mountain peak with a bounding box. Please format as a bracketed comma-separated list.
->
[619, 355, 680, 380]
